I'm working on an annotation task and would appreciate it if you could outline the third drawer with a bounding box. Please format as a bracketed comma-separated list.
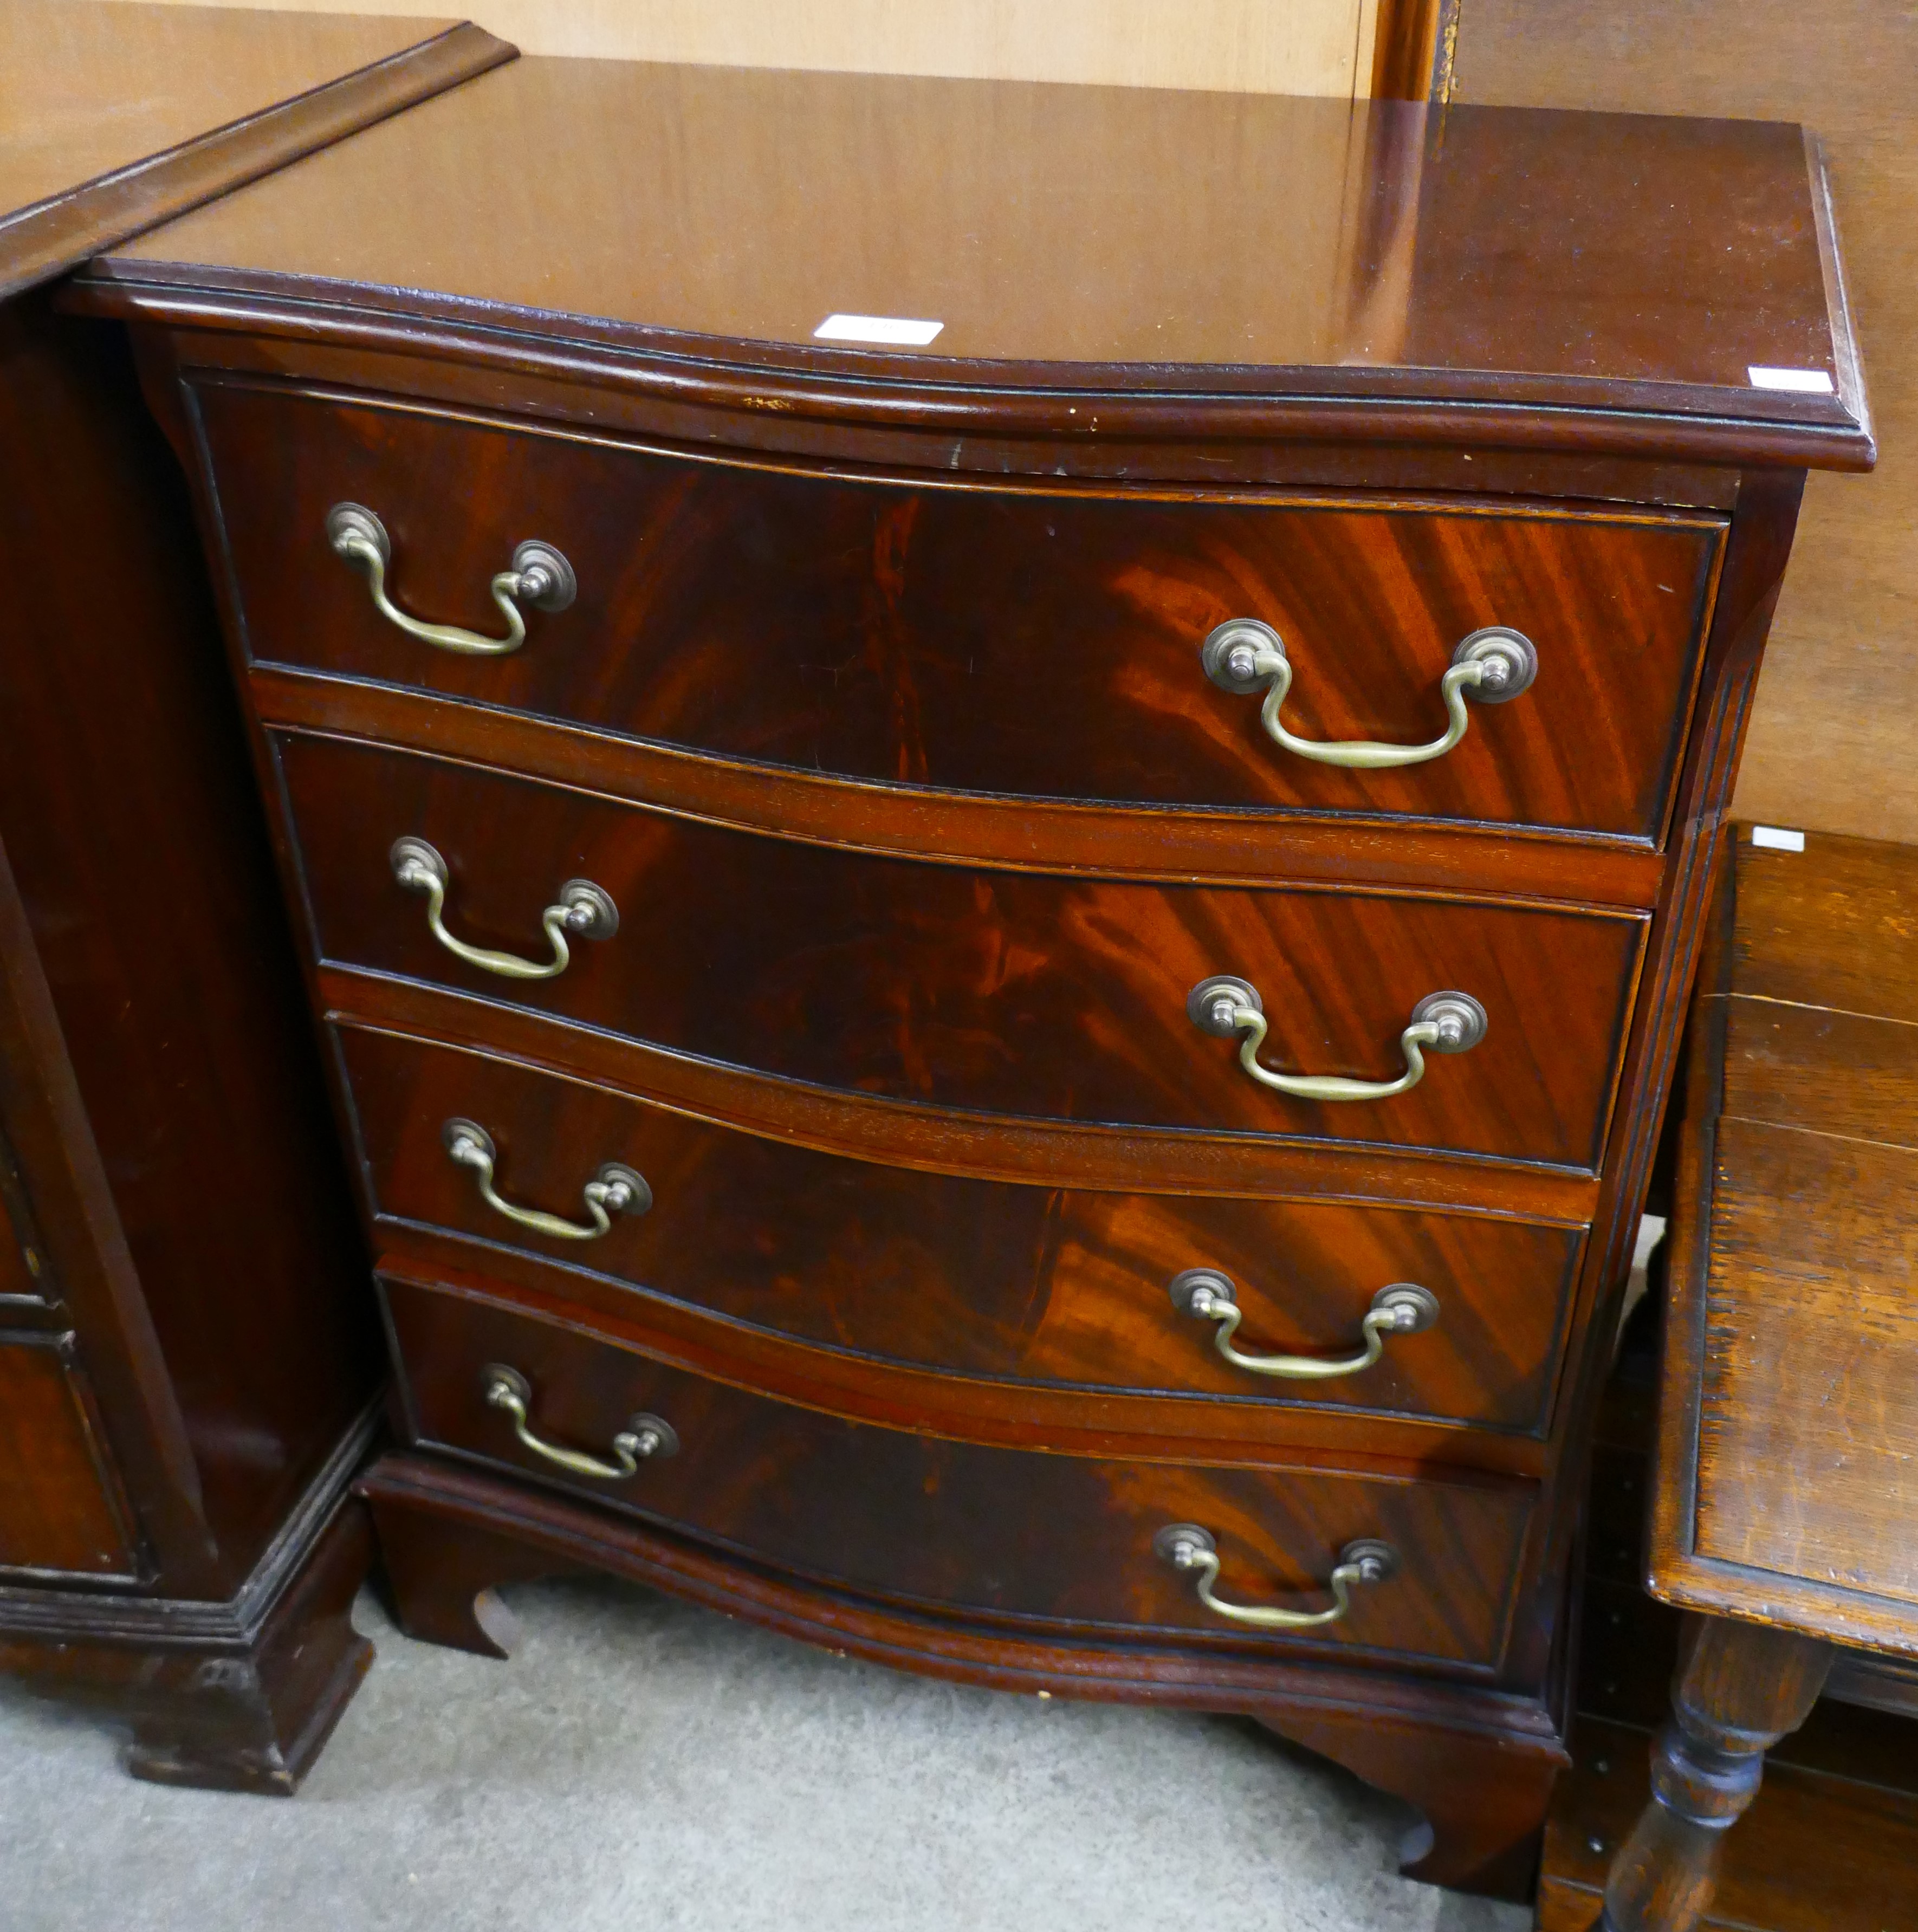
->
[338, 1022, 1584, 1435]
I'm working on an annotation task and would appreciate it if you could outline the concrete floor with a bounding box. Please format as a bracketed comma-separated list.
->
[1, 1576, 1530, 1932]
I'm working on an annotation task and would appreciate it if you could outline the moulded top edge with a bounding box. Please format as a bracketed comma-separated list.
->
[89, 62, 1870, 469]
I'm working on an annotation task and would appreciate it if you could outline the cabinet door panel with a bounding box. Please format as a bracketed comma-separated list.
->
[0, 1334, 138, 1580]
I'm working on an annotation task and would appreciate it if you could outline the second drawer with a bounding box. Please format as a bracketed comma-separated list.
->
[282, 732, 1645, 1169]
[338, 1023, 1583, 1434]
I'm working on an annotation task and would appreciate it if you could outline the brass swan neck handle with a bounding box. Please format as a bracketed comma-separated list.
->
[1188, 976, 1488, 1104]
[1170, 1272, 1440, 1380]
[1201, 618, 1537, 770]
[328, 501, 575, 658]
[1155, 1526, 1398, 1630]
[392, 837, 618, 982]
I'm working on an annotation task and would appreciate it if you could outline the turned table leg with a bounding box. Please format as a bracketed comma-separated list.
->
[1600, 1615, 1833, 1932]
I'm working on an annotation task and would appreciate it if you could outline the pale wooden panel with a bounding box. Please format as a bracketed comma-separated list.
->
[1452, 0, 1918, 845]
[126, 0, 1378, 96]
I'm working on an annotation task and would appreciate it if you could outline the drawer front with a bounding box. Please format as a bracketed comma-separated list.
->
[0, 1333, 139, 1581]
[280, 735, 1644, 1168]
[384, 1272, 1533, 1668]
[203, 381, 1722, 839]
[340, 1025, 1583, 1432]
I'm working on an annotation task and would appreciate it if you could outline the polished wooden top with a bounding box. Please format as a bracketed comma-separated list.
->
[97, 56, 1870, 466]
[1653, 829, 1918, 1654]
[0, 1, 512, 299]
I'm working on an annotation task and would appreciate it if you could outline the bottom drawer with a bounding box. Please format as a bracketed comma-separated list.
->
[383, 1272, 1534, 1672]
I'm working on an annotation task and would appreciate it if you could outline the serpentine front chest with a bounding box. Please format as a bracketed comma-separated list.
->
[75, 59, 1871, 1895]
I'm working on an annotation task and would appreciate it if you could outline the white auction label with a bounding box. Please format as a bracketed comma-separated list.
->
[1751, 825, 1806, 852]
[814, 313, 945, 346]
[1746, 366, 1836, 394]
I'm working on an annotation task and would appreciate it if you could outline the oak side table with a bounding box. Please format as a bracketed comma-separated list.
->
[1601, 827, 1918, 1928]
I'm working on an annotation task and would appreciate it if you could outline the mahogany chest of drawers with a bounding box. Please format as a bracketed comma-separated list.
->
[76, 59, 1870, 1890]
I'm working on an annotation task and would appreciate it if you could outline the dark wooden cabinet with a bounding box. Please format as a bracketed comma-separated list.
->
[75, 56, 1868, 1885]
[0, 1, 512, 1792]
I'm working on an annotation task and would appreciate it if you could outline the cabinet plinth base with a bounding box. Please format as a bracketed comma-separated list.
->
[358, 1449, 1566, 1898]
[0, 1494, 375, 1797]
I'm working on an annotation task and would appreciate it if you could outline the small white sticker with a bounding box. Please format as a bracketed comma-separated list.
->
[814, 313, 944, 347]
[1747, 366, 1836, 394]
[1751, 825, 1806, 852]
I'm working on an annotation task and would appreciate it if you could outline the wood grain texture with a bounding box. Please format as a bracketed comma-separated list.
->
[0, 3, 512, 300]
[1693, 1119, 1918, 1605]
[151, 353, 1813, 1799]
[196, 377, 1724, 840]
[382, 1270, 1534, 1671]
[0, 1334, 138, 1580]
[336, 1021, 1584, 1435]
[1452, 0, 1916, 843]
[275, 730, 1645, 1169]
[93, 61, 1868, 467]
[125, 0, 1379, 97]
[1722, 833, 1918, 1021]
[1653, 830, 1918, 1656]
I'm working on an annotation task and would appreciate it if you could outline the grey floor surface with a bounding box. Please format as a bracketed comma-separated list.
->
[0, 1575, 1531, 1932]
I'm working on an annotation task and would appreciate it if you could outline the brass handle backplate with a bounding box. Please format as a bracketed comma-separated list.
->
[328, 502, 575, 657]
[1169, 1272, 1440, 1380]
[392, 837, 617, 981]
[1201, 618, 1537, 769]
[1188, 975, 1486, 1103]
[444, 1118, 650, 1241]
[482, 1364, 677, 1480]
[1154, 1525, 1398, 1630]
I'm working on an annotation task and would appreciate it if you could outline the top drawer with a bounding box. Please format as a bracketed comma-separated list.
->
[194, 381, 1723, 842]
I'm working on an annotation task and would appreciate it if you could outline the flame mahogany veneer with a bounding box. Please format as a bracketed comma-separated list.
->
[75, 56, 1871, 1892]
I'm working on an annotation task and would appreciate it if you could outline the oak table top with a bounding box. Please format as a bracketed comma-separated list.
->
[1653, 827, 1918, 1659]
